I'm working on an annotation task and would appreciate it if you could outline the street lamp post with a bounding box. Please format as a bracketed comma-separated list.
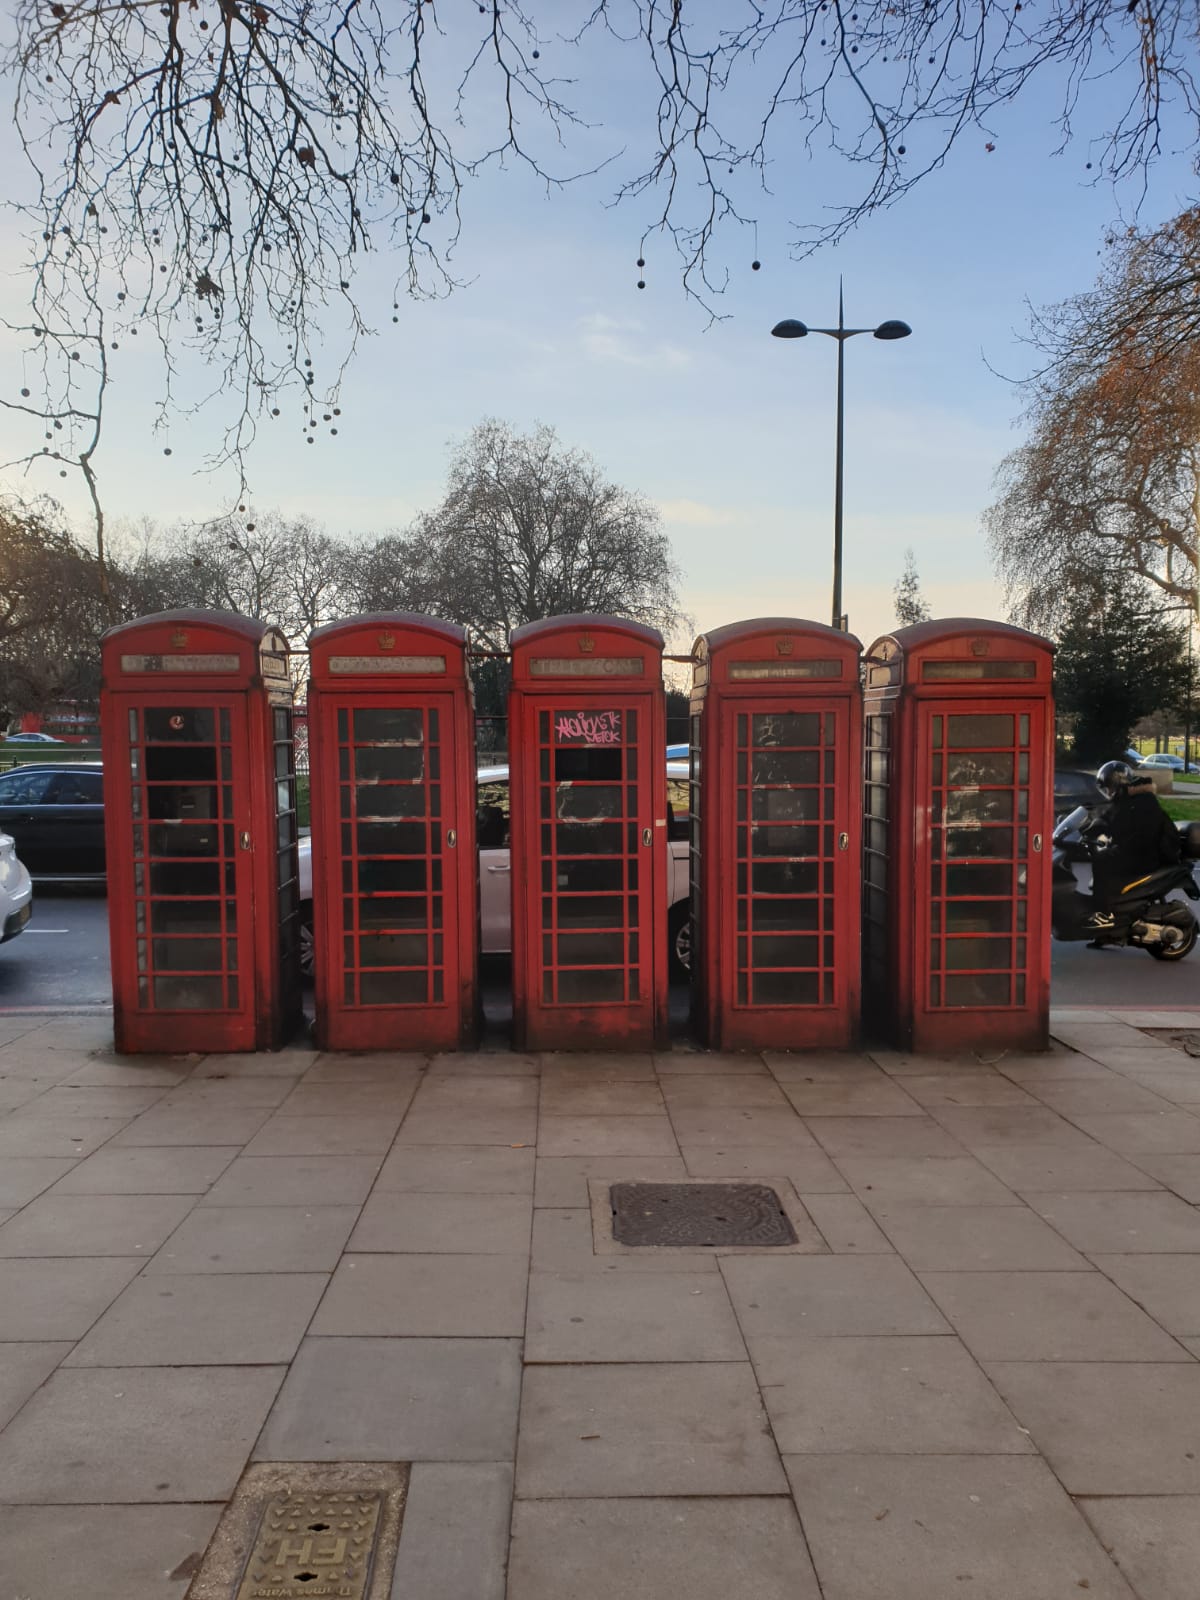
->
[772, 281, 911, 631]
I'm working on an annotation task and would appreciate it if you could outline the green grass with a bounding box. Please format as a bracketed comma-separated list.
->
[1161, 796, 1200, 822]
[296, 774, 310, 830]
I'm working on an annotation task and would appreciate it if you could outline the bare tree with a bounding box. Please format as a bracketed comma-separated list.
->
[892, 548, 932, 626]
[5, 1, 1195, 572]
[353, 420, 684, 649]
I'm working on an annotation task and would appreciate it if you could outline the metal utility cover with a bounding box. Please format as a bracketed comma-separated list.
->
[610, 1181, 799, 1247]
[186, 1463, 407, 1600]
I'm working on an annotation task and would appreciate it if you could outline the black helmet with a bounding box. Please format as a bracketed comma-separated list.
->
[1096, 759, 1134, 798]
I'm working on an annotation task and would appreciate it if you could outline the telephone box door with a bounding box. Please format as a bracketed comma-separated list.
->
[517, 696, 663, 1048]
[318, 694, 466, 1045]
[717, 698, 857, 1039]
[111, 695, 257, 1049]
[914, 700, 1051, 1037]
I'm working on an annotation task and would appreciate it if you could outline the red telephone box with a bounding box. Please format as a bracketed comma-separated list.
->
[306, 614, 479, 1052]
[862, 619, 1055, 1054]
[100, 610, 302, 1054]
[690, 619, 863, 1052]
[509, 616, 668, 1051]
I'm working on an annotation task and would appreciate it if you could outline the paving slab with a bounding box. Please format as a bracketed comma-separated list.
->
[111, 1104, 273, 1147]
[507, 1497, 821, 1600]
[395, 1106, 538, 1146]
[64, 1271, 328, 1365]
[158, 1076, 297, 1108]
[786, 1453, 1135, 1600]
[997, 1053, 1122, 1083]
[874, 1203, 1090, 1271]
[534, 1155, 688, 1207]
[537, 1114, 679, 1157]
[658, 1051, 772, 1075]
[255, 1336, 522, 1462]
[192, 1047, 315, 1077]
[0, 1503, 222, 1600]
[780, 1078, 923, 1116]
[10, 1084, 169, 1117]
[538, 1052, 657, 1080]
[427, 1050, 539, 1077]
[658, 1075, 791, 1110]
[516, 1362, 787, 1498]
[0, 1077, 49, 1112]
[530, 1206, 717, 1274]
[147, 1203, 360, 1274]
[806, 1115, 964, 1159]
[539, 1079, 665, 1115]
[920, 1269, 1189, 1361]
[311, 1252, 527, 1336]
[0, 1155, 78, 1206]
[0, 1364, 285, 1502]
[279, 1081, 420, 1116]
[50, 1144, 240, 1194]
[0, 1255, 143, 1340]
[390, 1462, 512, 1600]
[0, 1116, 128, 1157]
[525, 1270, 746, 1362]
[1068, 1110, 1200, 1154]
[377, 1142, 535, 1194]
[1089, 1254, 1200, 1337]
[0, 1342, 72, 1429]
[302, 1051, 429, 1082]
[720, 1254, 950, 1338]
[240, 1112, 402, 1156]
[669, 1106, 817, 1150]
[799, 1192, 893, 1252]
[201, 1154, 382, 1206]
[1115, 1069, 1200, 1105]
[1122, 1151, 1200, 1200]
[762, 1052, 887, 1082]
[971, 1142, 1163, 1193]
[418, 1076, 540, 1111]
[1029, 1079, 1179, 1115]
[0, 1191, 195, 1256]
[750, 1333, 1035, 1454]
[930, 1104, 1095, 1149]
[986, 1361, 1200, 1494]
[349, 1191, 533, 1254]
[47, 1057, 191, 1087]
[899, 1071, 1039, 1107]
[1026, 1189, 1200, 1253]
[838, 1155, 1021, 1207]
[678, 1143, 849, 1188]
[1079, 1496, 1200, 1600]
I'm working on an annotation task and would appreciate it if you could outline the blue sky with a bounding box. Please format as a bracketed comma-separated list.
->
[1, 17, 1194, 651]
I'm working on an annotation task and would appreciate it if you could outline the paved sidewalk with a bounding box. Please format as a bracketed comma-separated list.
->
[0, 1008, 1199, 1598]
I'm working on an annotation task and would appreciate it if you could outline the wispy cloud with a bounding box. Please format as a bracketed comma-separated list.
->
[579, 312, 693, 372]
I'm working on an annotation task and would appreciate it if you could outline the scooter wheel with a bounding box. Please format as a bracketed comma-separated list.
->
[1147, 922, 1198, 961]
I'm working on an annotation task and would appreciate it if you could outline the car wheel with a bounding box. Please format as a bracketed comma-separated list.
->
[299, 904, 315, 984]
[669, 902, 691, 981]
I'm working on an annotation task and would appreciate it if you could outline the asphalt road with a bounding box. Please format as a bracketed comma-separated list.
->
[2, 888, 1196, 1022]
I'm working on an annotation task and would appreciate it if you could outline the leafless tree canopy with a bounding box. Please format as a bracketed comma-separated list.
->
[4, 1, 1194, 569]
[351, 420, 684, 649]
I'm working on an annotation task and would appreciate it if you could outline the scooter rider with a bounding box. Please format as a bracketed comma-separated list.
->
[1084, 760, 1182, 936]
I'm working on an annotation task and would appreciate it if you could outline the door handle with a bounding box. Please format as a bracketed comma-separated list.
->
[447, 828, 457, 849]
[239, 831, 252, 851]
[642, 828, 652, 847]
[1033, 834, 1042, 853]
[487, 863, 511, 873]
[838, 832, 849, 851]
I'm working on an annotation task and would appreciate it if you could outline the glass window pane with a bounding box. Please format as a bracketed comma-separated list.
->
[945, 972, 1012, 1006]
[947, 715, 1014, 748]
[353, 707, 424, 744]
[557, 968, 625, 1003]
[752, 971, 820, 1005]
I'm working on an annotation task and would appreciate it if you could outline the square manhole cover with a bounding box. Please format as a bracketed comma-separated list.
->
[610, 1181, 799, 1247]
[186, 1463, 407, 1600]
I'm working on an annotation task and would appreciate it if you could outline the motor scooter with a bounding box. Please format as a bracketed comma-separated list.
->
[1051, 808, 1200, 960]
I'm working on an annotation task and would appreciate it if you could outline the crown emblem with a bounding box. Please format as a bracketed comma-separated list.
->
[578, 633, 595, 653]
[775, 638, 794, 656]
[170, 629, 189, 649]
[378, 631, 396, 650]
[970, 637, 990, 657]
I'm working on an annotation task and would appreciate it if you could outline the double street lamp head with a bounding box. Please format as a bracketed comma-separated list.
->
[770, 317, 912, 341]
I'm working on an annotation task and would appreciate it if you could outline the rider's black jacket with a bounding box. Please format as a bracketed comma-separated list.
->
[1085, 784, 1182, 879]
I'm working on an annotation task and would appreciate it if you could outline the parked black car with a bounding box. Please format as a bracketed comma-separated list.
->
[1053, 766, 1105, 822]
[0, 763, 105, 878]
